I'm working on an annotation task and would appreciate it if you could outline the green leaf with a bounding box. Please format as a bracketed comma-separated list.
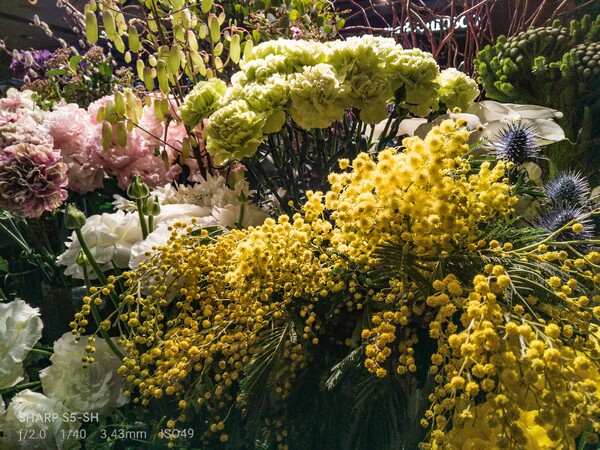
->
[0, 256, 8, 273]
[68, 55, 84, 72]
[45, 68, 68, 77]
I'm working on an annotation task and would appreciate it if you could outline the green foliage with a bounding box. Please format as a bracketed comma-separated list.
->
[474, 15, 600, 182]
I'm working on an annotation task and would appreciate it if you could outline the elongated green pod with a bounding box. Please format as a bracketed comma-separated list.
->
[86, 11, 98, 44]
[116, 121, 128, 147]
[102, 121, 113, 150]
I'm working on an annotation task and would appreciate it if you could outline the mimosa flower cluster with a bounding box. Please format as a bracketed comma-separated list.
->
[80, 120, 600, 449]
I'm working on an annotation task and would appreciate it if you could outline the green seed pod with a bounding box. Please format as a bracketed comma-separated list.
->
[116, 121, 128, 147]
[230, 33, 241, 63]
[115, 90, 125, 111]
[136, 59, 145, 80]
[168, 45, 181, 74]
[173, 24, 185, 43]
[86, 11, 98, 44]
[202, 0, 213, 13]
[96, 105, 106, 122]
[190, 50, 207, 76]
[208, 14, 220, 43]
[101, 121, 112, 150]
[143, 66, 155, 91]
[102, 10, 116, 38]
[213, 42, 223, 57]
[187, 30, 198, 52]
[113, 33, 125, 53]
[156, 61, 170, 93]
[128, 25, 141, 53]
[199, 23, 207, 40]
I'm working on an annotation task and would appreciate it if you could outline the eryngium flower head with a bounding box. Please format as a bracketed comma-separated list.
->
[0, 143, 68, 218]
[490, 122, 542, 164]
[537, 204, 595, 242]
[544, 171, 591, 207]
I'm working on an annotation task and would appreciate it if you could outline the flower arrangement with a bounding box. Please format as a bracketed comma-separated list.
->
[0, 1, 599, 449]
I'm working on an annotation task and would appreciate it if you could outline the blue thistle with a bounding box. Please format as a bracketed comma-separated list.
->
[544, 171, 591, 207]
[490, 122, 542, 164]
[537, 204, 595, 242]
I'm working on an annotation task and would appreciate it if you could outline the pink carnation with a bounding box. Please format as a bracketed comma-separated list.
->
[87, 99, 182, 190]
[0, 143, 68, 218]
[43, 104, 105, 193]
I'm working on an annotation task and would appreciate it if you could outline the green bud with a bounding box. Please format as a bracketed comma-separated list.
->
[127, 175, 149, 200]
[142, 195, 161, 216]
[65, 204, 87, 230]
[75, 250, 89, 267]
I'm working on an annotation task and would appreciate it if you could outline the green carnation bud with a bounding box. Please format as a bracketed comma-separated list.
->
[436, 68, 480, 112]
[141, 195, 161, 216]
[127, 175, 149, 200]
[179, 78, 227, 128]
[64, 204, 87, 230]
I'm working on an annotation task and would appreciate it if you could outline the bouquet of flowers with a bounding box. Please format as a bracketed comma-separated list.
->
[0, 1, 599, 449]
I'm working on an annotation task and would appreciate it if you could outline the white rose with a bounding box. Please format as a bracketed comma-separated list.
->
[57, 210, 143, 279]
[39, 333, 127, 415]
[0, 299, 43, 389]
[0, 389, 80, 450]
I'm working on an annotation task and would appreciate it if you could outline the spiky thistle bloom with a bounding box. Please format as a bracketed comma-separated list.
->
[544, 171, 591, 207]
[0, 142, 68, 218]
[537, 204, 595, 242]
[489, 122, 542, 164]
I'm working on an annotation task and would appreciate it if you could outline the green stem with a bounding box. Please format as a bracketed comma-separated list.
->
[29, 348, 53, 357]
[136, 199, 149, 239]
[148, 215, 154, 234]
[0, 381, 42, 396]
[74, 228, 119, 308]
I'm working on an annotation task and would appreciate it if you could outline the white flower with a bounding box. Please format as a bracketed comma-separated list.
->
[0, 299, 43, 389]
[57, 210, 143, 279]
[39, 333, 127, 416]
[212, 203, 269, 228]
[0, 389, 81, 450]
[398, 100, 565, 147]
[128, 209, 218, 269]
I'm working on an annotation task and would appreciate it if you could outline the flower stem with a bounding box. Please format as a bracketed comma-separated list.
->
[0, 381, 42, 396]
[136, 199, 149, 239]
[74, 228, 119, 308]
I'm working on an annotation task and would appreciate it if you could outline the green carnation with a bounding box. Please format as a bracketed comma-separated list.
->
[326, 36, 385, 80]
[243, 54, 293, 83]
[205, 100, 267, 163]
[179, 78, 227, 127]
[243, 39, 326, 70]
[385, 49, 440, 116]
[437, 68, 480, 111]
[244, 75, 291, 134]
[289, 63, 350, 129]
[349, 70, 393, 124]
